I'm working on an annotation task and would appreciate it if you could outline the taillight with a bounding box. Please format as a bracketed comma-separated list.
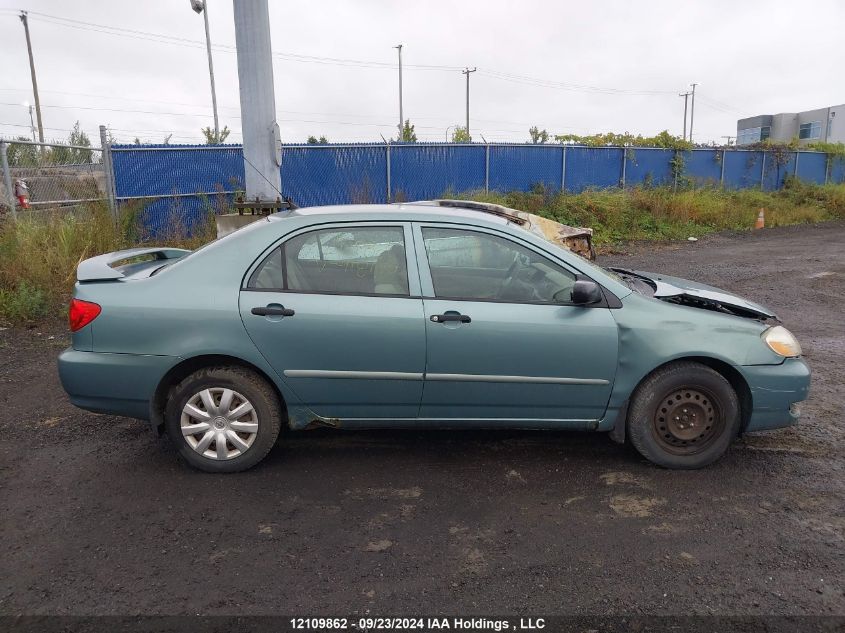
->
[69, 298, 101, 332]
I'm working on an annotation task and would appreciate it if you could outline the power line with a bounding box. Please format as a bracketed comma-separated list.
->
[3, 9, 680, 96]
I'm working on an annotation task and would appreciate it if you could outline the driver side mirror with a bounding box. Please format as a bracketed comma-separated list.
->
[569, 275, 603, 305]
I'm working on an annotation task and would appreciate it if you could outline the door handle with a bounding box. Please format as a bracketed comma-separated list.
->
[430, 313, 471, 323]
[252, 306, 295, 317]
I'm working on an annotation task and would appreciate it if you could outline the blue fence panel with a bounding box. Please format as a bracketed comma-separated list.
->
[762, 152, 796, 191]
[685, 150, 722, 186]
[565, 146, 623, 192]
[111, 145, 244, 197]
[723, 150, 764, 189]
[281, 144, 387, 206]
[138, 195, 234, 237]
[625, 148, 673, 187]
[391, 144, 485, 200]
[488, 145, 563, 192]
[109, 144, 839, 237]
[831, 157, 845, 184]
[797, 152, 828, 185]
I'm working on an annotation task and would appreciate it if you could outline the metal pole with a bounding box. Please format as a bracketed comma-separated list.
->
[760, 152, 766, 189]
[462, 67, 477, 138]
[395, 44, 403, 140]
[19, 12, 44, 144]
[232, 0, 281, 201]
[561, 145, 567, 192]
[484, 142, 490, 193]
[720, 149, 726, 186]
[689, 83, 698, 143]
[27, 105, 36, 142]
[621, 147, 627, 189]
[385, 140, 392, 203]
[1, 141, 16, 218]
[99, 125, 117, 217]
[201, 2, 220, 140]
[794, 151, 799, 179]
[679, 92, 690, 141]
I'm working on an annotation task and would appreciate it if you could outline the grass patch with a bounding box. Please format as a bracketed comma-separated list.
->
[453, 180, 845, 244]
[0, 200, 217, 325]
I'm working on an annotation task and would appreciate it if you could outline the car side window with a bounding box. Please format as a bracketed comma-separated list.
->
[248, 226, 409, 296]
[422, 227, 576, 303]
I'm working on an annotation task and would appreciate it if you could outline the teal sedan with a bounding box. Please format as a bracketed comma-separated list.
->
[58, 201, 810, 473]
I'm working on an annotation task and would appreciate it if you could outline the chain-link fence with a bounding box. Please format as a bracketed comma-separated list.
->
[0, 139, 106, 215]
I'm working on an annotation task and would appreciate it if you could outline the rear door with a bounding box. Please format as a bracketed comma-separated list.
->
[240, 222, 426, 420]
[414, 223, 618, 424]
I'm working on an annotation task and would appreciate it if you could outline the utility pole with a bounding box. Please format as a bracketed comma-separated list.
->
[395, 44, 403, 140]
[24, 103, 36, 142]
[689, 82, 698, 143]
[232, 0, 281, 201]
[462, 67, 477, 138]
[679, 91, 691, 141]
[191, 0, 220, 141]
[19, 12, 44, 143]
[721, 135, 735, 146]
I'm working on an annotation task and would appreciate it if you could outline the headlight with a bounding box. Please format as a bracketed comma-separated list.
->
[762, 325, 802, 357]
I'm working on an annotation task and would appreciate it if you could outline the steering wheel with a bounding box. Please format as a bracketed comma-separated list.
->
[495, 254, 521, 299]
[496, 255, 544, 301]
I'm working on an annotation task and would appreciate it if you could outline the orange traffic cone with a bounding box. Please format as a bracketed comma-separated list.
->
[754, 208, 765, 230]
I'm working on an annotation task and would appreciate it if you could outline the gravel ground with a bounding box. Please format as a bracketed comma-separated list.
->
[0, 221, 842, 619]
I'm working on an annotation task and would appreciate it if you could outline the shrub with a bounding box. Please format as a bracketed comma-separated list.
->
[0, 282, 49, 323]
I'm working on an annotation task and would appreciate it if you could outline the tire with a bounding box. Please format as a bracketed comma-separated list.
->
[165, 366, 283, 473]
[627, 361, 740, 469]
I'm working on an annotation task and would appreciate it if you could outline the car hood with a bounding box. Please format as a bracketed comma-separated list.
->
[633, 270, 777, 319]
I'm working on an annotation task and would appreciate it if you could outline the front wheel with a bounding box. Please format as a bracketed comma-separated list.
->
[165, 366, 282, 473]
[627, 362, 741, 469]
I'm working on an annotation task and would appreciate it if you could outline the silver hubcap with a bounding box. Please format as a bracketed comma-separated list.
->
[180, 388, 259, 460]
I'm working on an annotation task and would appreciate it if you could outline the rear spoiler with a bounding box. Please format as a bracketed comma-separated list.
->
[77, 247, 191, 281]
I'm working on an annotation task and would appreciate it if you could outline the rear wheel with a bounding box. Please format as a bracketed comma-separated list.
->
[165, 366, 282, 473]
[627, 362, 740, 469]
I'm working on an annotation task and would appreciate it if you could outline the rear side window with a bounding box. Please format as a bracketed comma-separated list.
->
[248, 226, 409, 296]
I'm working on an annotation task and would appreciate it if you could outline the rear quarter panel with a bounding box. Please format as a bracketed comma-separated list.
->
[74, 217, 311, 412]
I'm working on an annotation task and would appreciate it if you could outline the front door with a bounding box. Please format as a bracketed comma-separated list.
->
[415, 224, 618, 424]
[240, 223, 426, 420]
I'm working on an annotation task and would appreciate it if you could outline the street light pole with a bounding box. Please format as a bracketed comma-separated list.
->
[23, 102, 36, 142]
[191, 0, 219, 140]
[19, 12, 44, 143]
[395, 44, 403, 140]
[689, 82, 698, 143]
[462, 67, 477, 138]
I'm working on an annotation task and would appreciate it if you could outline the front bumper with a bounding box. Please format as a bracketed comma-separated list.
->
[58, 348, 179, 420]
[742, 357, 811, 432]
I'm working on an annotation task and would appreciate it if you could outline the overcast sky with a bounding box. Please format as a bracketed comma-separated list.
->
[1, 0, 843, 146]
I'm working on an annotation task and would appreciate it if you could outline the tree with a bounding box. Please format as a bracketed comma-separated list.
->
[528, 126, 549, 144]
[6, 136, 38, 167]
[398, 119, 417, 143]
[51, 121, 93, 164]
[201, 125, 230, 144]
[307, 135, 328, 144]
[554, 130, 691, 150]
[451, 126, 471, 143]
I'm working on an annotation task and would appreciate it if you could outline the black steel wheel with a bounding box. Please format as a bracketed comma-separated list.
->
[628, 361, 740, 469]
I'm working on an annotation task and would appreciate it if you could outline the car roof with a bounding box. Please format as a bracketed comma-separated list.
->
[269, 201, 512, 227]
